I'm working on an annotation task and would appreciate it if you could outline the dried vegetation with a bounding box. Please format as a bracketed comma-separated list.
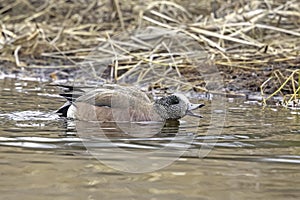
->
[0, 0, 299, 105]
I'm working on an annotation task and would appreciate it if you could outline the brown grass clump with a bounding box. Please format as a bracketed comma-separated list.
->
[0, 0, 299, 103]
[261, 69, 300, 106]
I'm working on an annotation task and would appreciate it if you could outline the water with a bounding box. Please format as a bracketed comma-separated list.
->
[0, 78, 299, 200]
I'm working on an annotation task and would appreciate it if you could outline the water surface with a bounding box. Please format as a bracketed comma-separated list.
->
[0, 78, 299, 200]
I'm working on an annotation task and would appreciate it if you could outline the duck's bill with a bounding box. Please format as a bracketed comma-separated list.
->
[186, 110, 203, 118]
[186, 103, 205, 118]
[188, 103, 205, 110]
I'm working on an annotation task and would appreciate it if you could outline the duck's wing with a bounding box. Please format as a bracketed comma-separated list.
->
[55, 84, 152, 117]
[76, 89, 115, 107]
[102, 84, 151, 103]
[76, 88, 151, 108]
[54, 84, 151, 103]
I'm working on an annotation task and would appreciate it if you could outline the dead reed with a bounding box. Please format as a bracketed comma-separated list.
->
[0, 0, 299, 104]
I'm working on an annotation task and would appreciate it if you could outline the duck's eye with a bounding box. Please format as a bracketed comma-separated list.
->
[167, 95, 180, 105]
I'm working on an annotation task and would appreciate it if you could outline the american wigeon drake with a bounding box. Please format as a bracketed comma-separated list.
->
[56, 84, 204, 122]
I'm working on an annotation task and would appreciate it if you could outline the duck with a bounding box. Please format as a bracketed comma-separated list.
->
[56, 84, 204, 122]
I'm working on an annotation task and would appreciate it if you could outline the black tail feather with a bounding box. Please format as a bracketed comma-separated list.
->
[50, 84, 91, 117]
[56, 101, 72, 117]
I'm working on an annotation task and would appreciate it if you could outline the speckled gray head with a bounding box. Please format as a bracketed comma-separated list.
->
[154, 93, 205, 120]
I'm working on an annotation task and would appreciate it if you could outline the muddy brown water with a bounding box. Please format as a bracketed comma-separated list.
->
[0, 78, 299, 200]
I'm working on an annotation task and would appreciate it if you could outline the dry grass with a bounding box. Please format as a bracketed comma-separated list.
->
[261, 69, 300, 106]
[0, 0, 299, 103]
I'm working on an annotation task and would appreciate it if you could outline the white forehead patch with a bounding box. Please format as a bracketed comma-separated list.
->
[173, 93, 190, 103]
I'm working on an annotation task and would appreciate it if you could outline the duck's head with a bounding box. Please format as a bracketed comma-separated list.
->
[154, 94, 205, 120]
